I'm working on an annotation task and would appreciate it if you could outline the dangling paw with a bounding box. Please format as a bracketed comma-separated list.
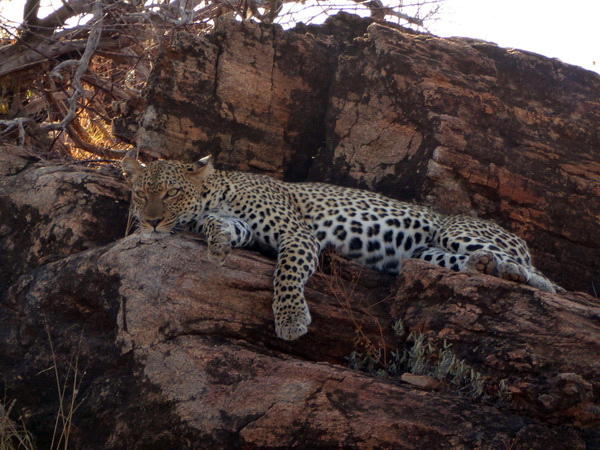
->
[465, 250, 497, 275]
[274, 309, 312, 341]
[276, 323, 309, 341]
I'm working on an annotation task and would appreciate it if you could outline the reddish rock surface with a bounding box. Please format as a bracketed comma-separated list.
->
[318, 22, 600, 296]
[0, 144, 129, 289]
[114, 13, 600, 294]
[392, 259, 600, 428]
[2, 13, 600, 449]
[0, 142, 598, 446]
[3, 231, 598, 448]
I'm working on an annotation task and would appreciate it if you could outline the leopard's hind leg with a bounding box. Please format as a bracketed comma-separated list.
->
[433, 215, 560, 293]
[411, 247, 497, 275]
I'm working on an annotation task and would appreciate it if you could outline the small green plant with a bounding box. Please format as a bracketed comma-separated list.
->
[348, 319, 490, 399]
[348, 349, 386, 376]
[498, 378, 513, 402]
[391, 319, 405, 338]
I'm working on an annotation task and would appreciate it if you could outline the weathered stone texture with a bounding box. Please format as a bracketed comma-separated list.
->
[114, 13, 600, 294]
[0, 144, 129, 289]
[115, 16, 350, 180]
[323, 24, 600, 295]
[0, 138, 598, 445]
[3, 232, 597, 448]
[2, 13, 600, 449]
[392, 259, 600, 427]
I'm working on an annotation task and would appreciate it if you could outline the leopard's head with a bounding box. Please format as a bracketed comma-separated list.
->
[121, 154, 213, 233]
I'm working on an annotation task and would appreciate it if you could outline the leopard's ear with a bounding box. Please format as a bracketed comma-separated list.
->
[186, 155, 214, 187]
[121, 154, 143, 187]
[196, 155, 212, 167]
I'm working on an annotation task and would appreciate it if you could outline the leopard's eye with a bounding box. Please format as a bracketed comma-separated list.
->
[165, 188, 181, 198]
[133, 190, 146, 199]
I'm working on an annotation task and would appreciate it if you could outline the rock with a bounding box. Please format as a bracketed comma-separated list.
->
[3, 11, 600, 449]
[318, 21, 600, 297]
[114, 13, 600, 294]
[1, 234, 594, 448]
[0, 152, 597, 445]
[0, 144, 129, 289]
[392, 259, 600, 427]
[114, 15, 357, 181]
[400, 373, 441, 390]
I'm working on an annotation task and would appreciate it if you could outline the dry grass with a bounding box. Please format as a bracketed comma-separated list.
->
[348, 318, 490, 398]
[0, 320, 85, 450]
[317, 250, 392, 365]
[0, 400, 35, 450]
[44, 321, 85, 450]
[318, 257, 491, 398]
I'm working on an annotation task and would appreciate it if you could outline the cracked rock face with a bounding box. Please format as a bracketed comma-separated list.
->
[2, 14, 600, 449]
[3, 229, 598, 448]
[0, 144, 129, 289]
[0, 142, 598, 447]
[114, 13, 600, 295]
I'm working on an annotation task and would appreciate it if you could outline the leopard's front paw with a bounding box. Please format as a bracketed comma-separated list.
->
[207, 230, 232, 265]
[276, 323, 308, 341]
[274, 310, 312, 341]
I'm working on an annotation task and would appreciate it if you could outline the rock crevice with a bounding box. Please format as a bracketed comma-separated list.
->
[114, 14, 599, 293]
[2, 12, 600, 448]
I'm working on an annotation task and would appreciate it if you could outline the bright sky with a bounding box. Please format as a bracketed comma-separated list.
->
[0, 0, 598, 74]
[428, 0, 599, 74]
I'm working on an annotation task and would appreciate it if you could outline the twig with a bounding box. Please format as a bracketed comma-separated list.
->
[317, 252, 389, 363]
[0, 118, 36, 146]
[42, 1, 104, 133]
[80, 73, 134, 101]
[42, 73, 127, 158]
[64, 125, 128, 159]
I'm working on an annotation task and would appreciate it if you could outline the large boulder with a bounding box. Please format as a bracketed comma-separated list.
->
[0, 146, 598, 448]
[114, 13, 600, 294]
[2, 12, 599, 449]
[0, 144, 129, 290]
[2, 232, 598, 448]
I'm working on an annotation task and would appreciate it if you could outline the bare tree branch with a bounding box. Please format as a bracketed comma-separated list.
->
[81, 73, 134, 101]
[1, 0, 440, 158]
[63, 124, 128, 158]
[42, 1, 104, 132]
[36, 0, 97, 32]
[0, 36, 133, 79]
[0, 118, 36, 146]
[21, 0, 42, 39]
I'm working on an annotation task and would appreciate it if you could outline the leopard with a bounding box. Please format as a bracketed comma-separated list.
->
[122, 154, 562, 341]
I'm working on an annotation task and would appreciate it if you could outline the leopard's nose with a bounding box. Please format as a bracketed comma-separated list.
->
[147, 218, 163, 230]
